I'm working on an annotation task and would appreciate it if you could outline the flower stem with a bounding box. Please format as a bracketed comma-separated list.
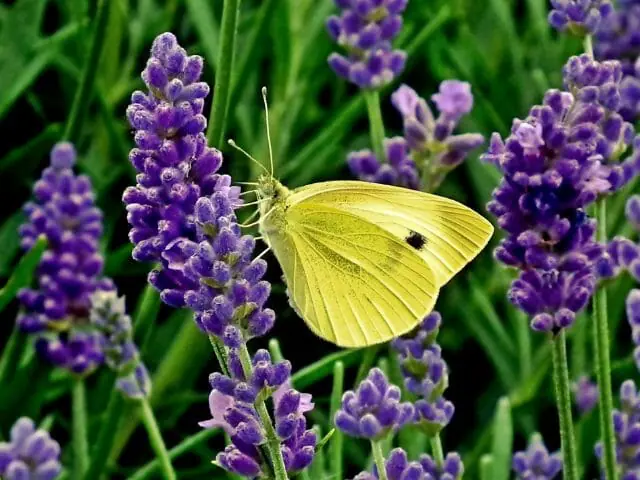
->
[237, 343, 289, 480]
[208, 335, 231, 377]
[139, 397, 176, 480]
[593, 196, 618, 480]
[83, 387, 125, 480]
[363, 89, 386, 162]
[206, 0, 242, 148]
[430, 434, 445, 467]
[63, 0, 110, 142]
[72, 378, 89, 478]
[371, 440, 389, 480]
[551, 331, 579, 480]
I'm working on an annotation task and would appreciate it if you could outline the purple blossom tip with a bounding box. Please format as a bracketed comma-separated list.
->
[0, 417, 61, 480]
[549, 0, 613, 35]
[355, 448, 464, 480]
[573, 375, 598, 414]
[513, 435, 563, 479]
[431, 80, 474, 122]
[50, 142, 76, 169]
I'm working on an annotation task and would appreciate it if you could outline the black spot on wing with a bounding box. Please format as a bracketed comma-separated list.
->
[405, 230, 427, 250]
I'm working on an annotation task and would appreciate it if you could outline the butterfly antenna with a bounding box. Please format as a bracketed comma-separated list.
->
[228, 139, 269, 175]
[261, 86, 275, 177]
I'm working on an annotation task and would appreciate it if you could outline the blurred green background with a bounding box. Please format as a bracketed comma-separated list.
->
[0, 0, 638, 477]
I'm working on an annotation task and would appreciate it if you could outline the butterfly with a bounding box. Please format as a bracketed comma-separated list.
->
[234, 88, 494, 348]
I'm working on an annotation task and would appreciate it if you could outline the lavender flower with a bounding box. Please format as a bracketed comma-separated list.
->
[354, 448, 464, 480]
[595, 0, 640, 121]
[573, 375, 599, 414]
[512, 435, 563, 479]
[123, 32, 239, 308]
[392, 312, 454, 435]
[90, 290, 151, 398]
[349, 83, 483, 191]
[17, 142, 113, 374]
[335, 368, 414, 440]
[549, 0, 613, 35]
[348, 137, 419, 189]
[595, 380, 640, 476]
[326, 0, 407, 89]
[200, 350, 316, 477]
[483, 54, 640, 332]
[0, 417, 61, 480]
[627, 290, 640, 370]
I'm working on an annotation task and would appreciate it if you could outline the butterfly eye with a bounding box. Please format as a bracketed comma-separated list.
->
[405, 230, 427, 251]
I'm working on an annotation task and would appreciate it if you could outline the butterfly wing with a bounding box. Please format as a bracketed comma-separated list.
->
[264, 201, 439, 347]
[289, 181, 494, 287]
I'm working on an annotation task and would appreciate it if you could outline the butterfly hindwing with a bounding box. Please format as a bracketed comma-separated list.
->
[289, 181, 494, 287]
[267, 202, 439, 347]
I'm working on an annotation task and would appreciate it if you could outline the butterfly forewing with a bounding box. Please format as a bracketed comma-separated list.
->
[289, 181, 494, 287]
[267, 202, 439, 347]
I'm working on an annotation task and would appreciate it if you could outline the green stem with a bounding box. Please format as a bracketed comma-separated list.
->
[430, 434, 445, 467]
[593, 197, 618, 480]
[363, 89, 386, 162]
[371, 440, 389, 480]
[129, 428, 217, 480]
[134, 282, 161, 352]
[330, 361, 345, 480]
[208, 335, 231, 377]
[63, 0, 110, 142]
[72, 378, 89, 478]
[237, 344, 289, 480]
[139, 398, 176, 480]
[83, 388, 126, 480]
[0, 327, 26, 387]
[206, 0, 242, 148]
[551, 331, 579, 480]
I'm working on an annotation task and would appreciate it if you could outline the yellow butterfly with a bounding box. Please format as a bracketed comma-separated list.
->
[235, 89, 493, 348]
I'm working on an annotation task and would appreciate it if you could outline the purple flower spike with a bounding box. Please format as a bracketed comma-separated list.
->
[0, 417, 61, 480]
[17, 142, 113, 374]
[124, 32, 238, 308]
[483, 54, 640, 332]
[549, 0, 613, 35]
[573, 375, 599, 414]
[326, 0, 408, 89]
[335, 368, 414, 440]
[354, 448, 464, 480]
[383, 83, 484, 191]
[348, 137, 419, 189]
[627, 290, 640, 371]
[595, 2, 640, 121]
[595, 380, 640, 475]
[90, 290, 151, 398]
[512, 435, 563, 479]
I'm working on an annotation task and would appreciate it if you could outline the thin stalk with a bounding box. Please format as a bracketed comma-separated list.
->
[593, 197, 618, 480]
[63, 0, 110, 142]
[363, 89, 386, 162]
[0, 327, 26, 387]
[139, 398, 177, 480]
[430, 434, 445, 467]
[371, 440, 389, 480]
[72, 378, 89, 478]
[83, 388, 126, 480]
[237, 344, 289, 480]
[206, 0, 242, 148]
[330, 361, 345, 480]
[208, 335, 231, 377]
[551, 331, 579, 480]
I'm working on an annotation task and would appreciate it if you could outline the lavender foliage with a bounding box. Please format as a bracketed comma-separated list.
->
[483, 54, 640, 332]
[326, 0, 408, 89]
[90, 290, 151, 398]
[0, 418, 61, 480]
[392, 312, 454, 435]
[17, 142, 113, 374]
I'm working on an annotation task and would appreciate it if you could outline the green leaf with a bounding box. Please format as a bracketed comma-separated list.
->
[490, 397, 513, 480]
[185, 0, 219, 71]
[479, 454, 494, 480]
[0, 236, 47, 314]
[291, 348, 362, 390]
[0, 213, 24, 278]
